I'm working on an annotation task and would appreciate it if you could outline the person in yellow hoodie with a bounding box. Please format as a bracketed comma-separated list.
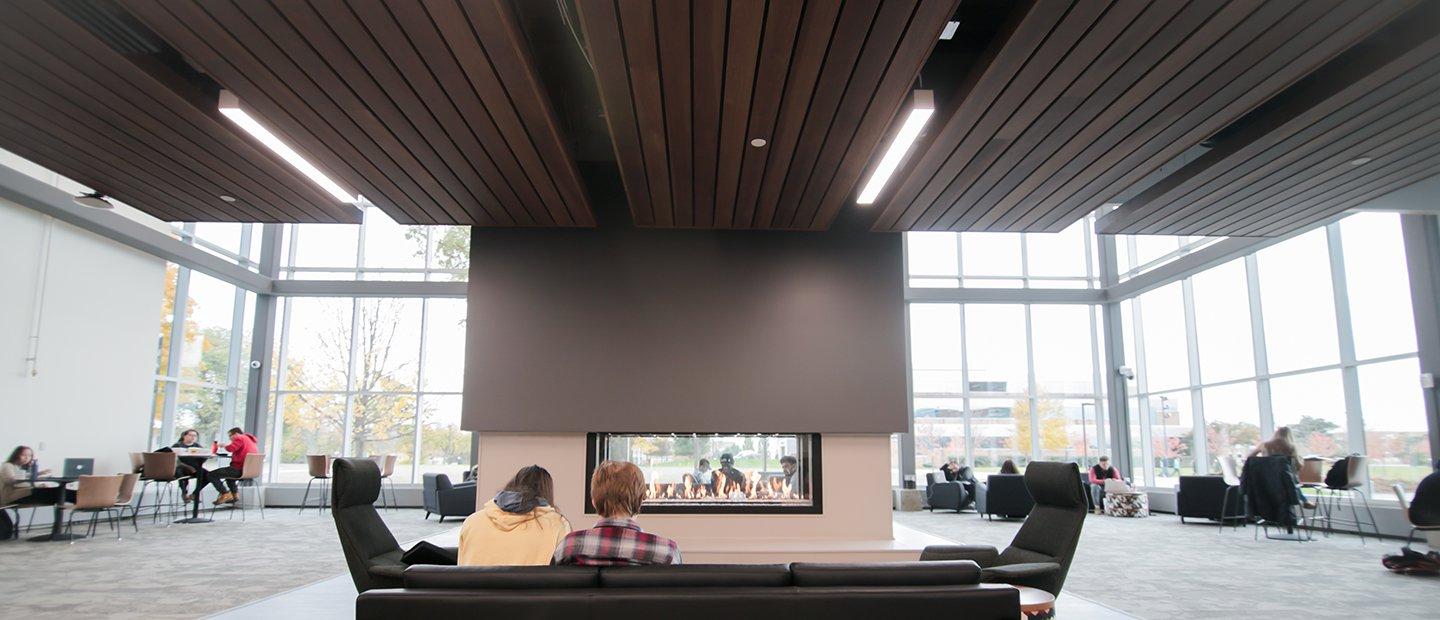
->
[458, 465, 572, 566]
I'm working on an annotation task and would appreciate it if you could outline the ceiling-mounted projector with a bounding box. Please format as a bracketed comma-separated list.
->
[73, 192, 114, 209]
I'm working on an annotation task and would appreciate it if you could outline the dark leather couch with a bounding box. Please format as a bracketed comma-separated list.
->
[421, 473, 476, 522]
[356, 561, 1020, 619]
[1177, 475, 1244, 524]
[976, 474, 1033, 520]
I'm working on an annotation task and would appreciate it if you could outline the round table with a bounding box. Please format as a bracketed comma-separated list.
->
[26, 476, 79, 542]
[173, 452, 229, 524]
[1016, 585, 1056, 619]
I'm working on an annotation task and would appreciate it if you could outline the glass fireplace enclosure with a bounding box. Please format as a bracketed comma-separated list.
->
[585, 433, 821, 514]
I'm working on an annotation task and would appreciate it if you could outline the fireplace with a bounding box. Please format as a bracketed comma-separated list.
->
[584, 433, 822, 514]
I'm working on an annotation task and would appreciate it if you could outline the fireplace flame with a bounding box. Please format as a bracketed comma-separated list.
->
[639, 466, 803, 505]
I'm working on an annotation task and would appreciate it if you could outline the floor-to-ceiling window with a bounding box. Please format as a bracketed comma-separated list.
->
[267, 206, 469, 484]
[1119, 212, 1429, 494]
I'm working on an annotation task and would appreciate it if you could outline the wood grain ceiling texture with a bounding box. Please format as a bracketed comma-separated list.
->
[0, 0, 360, 223]
[872, 0, 1418, 235]
[576, 0, 958, 230]
[1096, 0, 1440, 237]
[121, 0, 594, 227]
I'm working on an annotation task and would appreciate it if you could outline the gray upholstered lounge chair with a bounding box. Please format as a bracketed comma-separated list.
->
[332, 458, 407, 592]
[921, 461, 1088, 596]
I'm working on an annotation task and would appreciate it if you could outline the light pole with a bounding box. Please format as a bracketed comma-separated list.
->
[1158, 396, 1171, 477]
[1080, 402, 1094, 466]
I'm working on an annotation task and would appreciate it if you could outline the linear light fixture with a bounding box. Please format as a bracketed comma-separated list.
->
[940, 20, 960, 40]
[218, 91, 359, 204]
[856, 90, 934, 205]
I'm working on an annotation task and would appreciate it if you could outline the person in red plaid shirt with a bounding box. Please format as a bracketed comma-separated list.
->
[553, 460, 681, 566]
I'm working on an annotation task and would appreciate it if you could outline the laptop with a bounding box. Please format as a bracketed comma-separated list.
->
[62, 458, 94, 478]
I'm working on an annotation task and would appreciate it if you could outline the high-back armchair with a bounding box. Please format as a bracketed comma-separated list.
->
[922, 461, 1089, 596]
[924, 473, 969, 513]
[332, 458, 405, 592]
[422, 473, 477, 522]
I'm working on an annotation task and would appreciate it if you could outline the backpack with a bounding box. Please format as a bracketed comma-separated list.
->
[1324, 456, 1351, 489]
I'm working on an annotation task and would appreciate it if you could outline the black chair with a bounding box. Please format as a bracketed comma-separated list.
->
[1241, 455, 1307, 542]
[1176, 475, 1245, 526]
[422, 473, 476, 522]
[332, 458, 407, 592]
[921, 461, 1088, 596]
[925, 473, 969, 513]
[976, 473, 1033, 520]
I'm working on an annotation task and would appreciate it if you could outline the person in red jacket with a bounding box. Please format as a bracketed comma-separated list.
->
[207, 427, 257, 505]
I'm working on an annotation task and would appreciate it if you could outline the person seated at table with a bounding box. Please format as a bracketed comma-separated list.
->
[206, 427, 257, 505]
[1247, 427, 1314, 509]
[553, 460, 681, 566]
[999, 458, 1021, 475]
[1088, 456, 1124, 513]
[459, 465, 571, 566]
[171, 429, 208, 503]
[1, 445, 73, 507]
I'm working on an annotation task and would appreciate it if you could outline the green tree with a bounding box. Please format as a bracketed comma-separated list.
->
[405, 226, 471, 281]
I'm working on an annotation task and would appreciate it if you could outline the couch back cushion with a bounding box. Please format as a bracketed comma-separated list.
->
[601, 564, 792, 588]
[790, 560, 979, 587]
[404, 565, 599, 589]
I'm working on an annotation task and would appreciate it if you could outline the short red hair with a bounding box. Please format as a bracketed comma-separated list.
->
[591, 460, 646, 518]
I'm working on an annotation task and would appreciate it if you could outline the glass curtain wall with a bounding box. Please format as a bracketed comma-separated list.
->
[151, 223, 257, 449]
[1120, 213, 1428, 493]
[266, 206, 470, 484]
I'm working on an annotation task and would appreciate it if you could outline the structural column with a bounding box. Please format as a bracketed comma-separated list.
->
[1401, 214, 1440, 463]
[244, 224, 282, 446]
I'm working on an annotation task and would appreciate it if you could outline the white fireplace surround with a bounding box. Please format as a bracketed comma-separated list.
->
[475, 433, 950, 563]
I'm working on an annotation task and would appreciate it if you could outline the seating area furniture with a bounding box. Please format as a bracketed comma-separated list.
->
[920, 461, 1088, 596]
[1310, 455, 1381, 544]
[1241, 455, 1308, 542]
[1393, 482, 1440, 550]
[216, 453, 266, 521]
[1102, 489, 1149, 518]
[112, 473, 140, 534]
[301, 454, 333, 515]
[63, 474, 125, 542]
[924, 472, 969, 513]
[137, 451, 184, 523]
[421, 473, 476, 522]
[976, 473, 1033, 520]
[332, 458, 408, 592]
[355, 561, 1021, 619]
[892, 487, 924, 511]
[372, 454, 399, 512]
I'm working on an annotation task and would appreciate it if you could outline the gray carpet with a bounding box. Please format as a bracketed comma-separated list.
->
[895, 509, 1439, 620]
[0, 507, 454, 620]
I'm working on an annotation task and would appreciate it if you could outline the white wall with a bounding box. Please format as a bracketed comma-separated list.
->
[0, 197, 163, 478]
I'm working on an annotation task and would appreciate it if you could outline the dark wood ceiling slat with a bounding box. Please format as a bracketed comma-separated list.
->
[1, 2, 357, 223]
[810, 0, 958, 230]
[1097, 0, 1440, 236]
[787, 0, 918, 229]
[1026, 0, 1400, 231]
[617, 0, 675, 227]
[575, 0, 655, 225]
[874, 0, 1069, 231]
[712, 0, 766, 228]
[731, 0, 804, 228]
[1153, 72, 1440, 235]
[654, 0, 693, 227]
[457, 0, 596, 226]
[908, 0, 1117, 231]
[690, 0, 727, 228]
[1243, 145, 1440, 236]
[769, 0, 884, 229]
[751, 0, 843, 229]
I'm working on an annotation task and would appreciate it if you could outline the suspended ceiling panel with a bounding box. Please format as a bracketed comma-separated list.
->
[871, 0, 1416, 233]
[576, 0, 957, 229]
[1096, 0, 1440, 237]
[122, 0, 594, 226]
[0, 0, 360, 223]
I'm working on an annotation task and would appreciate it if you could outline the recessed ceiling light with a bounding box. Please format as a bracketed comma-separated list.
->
[219, 194, 237, 202]
[940, 21, 960, 40]
[72, 192, 114, 210]
[750, 138, 767, 147]
[218, 91, 360, 204]
[1349, 157, 1373, 166]
[856, 90, 935, 205]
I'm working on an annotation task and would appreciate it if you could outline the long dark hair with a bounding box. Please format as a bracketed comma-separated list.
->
[999, 459, 1020, 475]
[502, 465, 556, 512]
[178, 429, 199, 444]
[7, 445, 33, 469]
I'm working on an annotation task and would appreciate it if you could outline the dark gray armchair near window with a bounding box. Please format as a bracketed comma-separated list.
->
[925, 473, 970, 512]
[921, 461, 1088, 596]
[975, 473, 1033, 520]
[422, 473, 476, 522]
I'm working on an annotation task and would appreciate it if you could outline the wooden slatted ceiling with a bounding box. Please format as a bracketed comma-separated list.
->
[1097, 0, 1440, 237]
[122, 0, 594, 227]
[872, 0, 1416, 234]
[577, 0, 957, 230]
[0, 1, 360, 223]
